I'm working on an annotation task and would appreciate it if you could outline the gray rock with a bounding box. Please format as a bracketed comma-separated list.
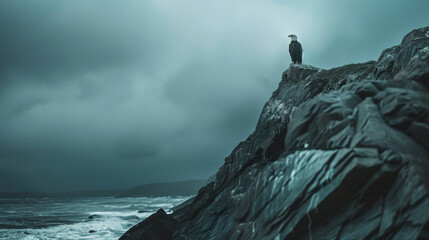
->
[120, 26, 429, 240]
[88, 214, 102, 220]
[119, 208, 177, 240]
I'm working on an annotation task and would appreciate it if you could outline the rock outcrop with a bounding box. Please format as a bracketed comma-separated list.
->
[121, 26, 429, 240]
[119, 209, 177, 240]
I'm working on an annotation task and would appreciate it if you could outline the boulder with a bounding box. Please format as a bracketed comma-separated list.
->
[119, 208, 177, 240]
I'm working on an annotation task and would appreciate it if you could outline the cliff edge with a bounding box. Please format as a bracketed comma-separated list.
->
[121, 26, 429, 240]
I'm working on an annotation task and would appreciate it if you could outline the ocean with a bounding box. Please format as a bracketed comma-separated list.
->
[0, 196, 191, 240]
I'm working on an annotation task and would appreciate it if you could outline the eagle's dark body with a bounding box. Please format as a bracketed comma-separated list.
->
[289, 40, 303, 64]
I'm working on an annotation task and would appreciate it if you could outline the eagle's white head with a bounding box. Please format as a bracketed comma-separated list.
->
[288, 34, 298, 41]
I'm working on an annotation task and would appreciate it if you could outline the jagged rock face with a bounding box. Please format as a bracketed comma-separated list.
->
[170, 27, 429, 240]
[375, 26, 429, 83]
[121, 27, 429, 240]
[119, 209, 177, 240]
[222, 79, 429, 239]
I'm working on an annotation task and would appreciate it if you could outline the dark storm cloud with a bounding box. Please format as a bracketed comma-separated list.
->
[0, 0, 428, 192]
[0, 1, 172, 79]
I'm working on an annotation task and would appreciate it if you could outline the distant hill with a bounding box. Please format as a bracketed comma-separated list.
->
[0, 180, 208, 198]
[118, 180, 206, 197]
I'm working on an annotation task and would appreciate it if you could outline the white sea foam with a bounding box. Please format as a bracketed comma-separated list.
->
[0, 196, 191, 240]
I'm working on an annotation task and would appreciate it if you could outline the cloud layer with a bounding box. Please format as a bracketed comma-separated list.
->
[0, 0, 428, 191]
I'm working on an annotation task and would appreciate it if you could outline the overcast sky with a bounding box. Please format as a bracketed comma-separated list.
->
[0, 0, 428, 192]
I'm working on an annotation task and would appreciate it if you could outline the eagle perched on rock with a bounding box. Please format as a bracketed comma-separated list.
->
[288, 34, 302, 64]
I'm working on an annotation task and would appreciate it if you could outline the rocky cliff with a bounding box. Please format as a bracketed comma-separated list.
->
[121, 26, 429, 240]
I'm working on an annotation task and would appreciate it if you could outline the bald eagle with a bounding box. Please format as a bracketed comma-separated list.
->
[288, 34, 302, 64]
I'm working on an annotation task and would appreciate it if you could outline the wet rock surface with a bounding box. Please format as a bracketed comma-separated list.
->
[119, 208, 177, 240]
[121, 26, 429, 240]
